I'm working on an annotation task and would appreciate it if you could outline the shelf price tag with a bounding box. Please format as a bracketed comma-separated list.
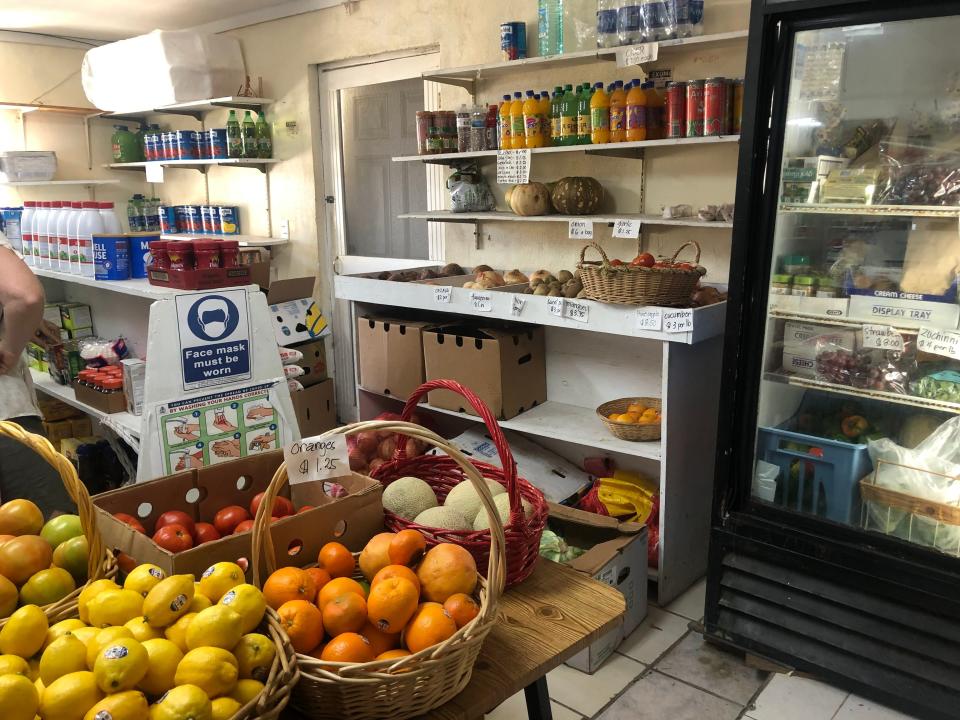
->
[496, 149, 531, 185]
[564, 299, 590, 323]
[283, 435, 350, 485]
[568, 219, 593, 240]
[546, 296, 565, 316]
[918, 327, 960, 360]
[636, 307, 662, 331]
[617, 42, 659, 68]
[612, 218, 642, 238]
[470, 291, 493, 312]
[662, 309, 694, 333]
[511, 295, 525, 317]
[145, 163, 165, 184]
[433, 286, 452, 303]
[862, 324, 905, 352]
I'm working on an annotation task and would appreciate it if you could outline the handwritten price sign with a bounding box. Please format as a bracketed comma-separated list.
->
[496, 149, 531, 185]
[470, 292, 492, 312]
[433, 286, 452, 303]
[283, 435, 351, 484]
[612, 218, 642, 238]
[511, 295, 525, 317]
[546, 297, 564, 316]
[662, 309, 694, 333]
[862, 324, 904, 352]
[918, 327, 960, 360]
[564, 299, 589, 323]
[617, 42, 659, 68]
[568, 219, 593, 240]
[636, 307, 663, 331]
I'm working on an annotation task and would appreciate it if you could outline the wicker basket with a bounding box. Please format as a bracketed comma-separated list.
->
[596, 397, 662, 442]
[372, 379, 547, 588]
[578, 241, 706, 306]
[251, 419, 505, 720]
[0, 420, 117, 627]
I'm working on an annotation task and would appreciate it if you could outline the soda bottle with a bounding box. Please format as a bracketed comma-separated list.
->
[255, 111, 273, 158]
[626, 78, 647, 141]
[597, 0, 619, 48]
[590, 82, 610, 144]
[510, 92, 526, 149]
[609, 81, 627, 142]
[226, 110, 242, 158]
[559, 84, 578, 146]
[498, 95, 513, 150]
[577, 83, 593, 144]
[523, 90, 543, 148]
[486, 104, 499, 150]
[539, 90, 552, 146]
[550, 86, 564, 145]
[644, 81, 664, 139]
[242, 111, 257, 158]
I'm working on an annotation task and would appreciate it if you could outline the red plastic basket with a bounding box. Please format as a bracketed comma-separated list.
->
[369, 379, 548, 587]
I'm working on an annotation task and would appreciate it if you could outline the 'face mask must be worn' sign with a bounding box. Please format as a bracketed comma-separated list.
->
[175, 289, 252, 391]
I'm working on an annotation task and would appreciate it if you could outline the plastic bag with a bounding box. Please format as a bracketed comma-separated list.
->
[876, 139, 960, 207]
[815, 339, 915, 394]
[447, 166, 494, 213]
[79, 337, 128, 367]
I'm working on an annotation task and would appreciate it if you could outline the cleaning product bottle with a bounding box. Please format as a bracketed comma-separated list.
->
[610, 80, 627, 143]
[626, 78, 647, 142]
[77, 201, 103, 278]
[560, 84, 578, 146]
[550, 86, 564, 145]
[45, 202, 62, 271]
[577, 83, 592, 145]
[510, 91, 526, 149]
[523, 90, 543, 148]
[67, 201, 82, 274]
[644, 81, 664, 140]
[590, 82, 611, 145]
[55, 201, 72, 271]
[498, 94, 512, 150]
[539, 90, 552, 146]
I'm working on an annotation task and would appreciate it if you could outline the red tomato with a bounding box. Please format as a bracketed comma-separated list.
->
[610, 259, 624, 266]
[631, 252, 655, 268]
[297, 505, 315, 514]
[117, 551, 138, 574]
[249, 493, 294, 519]
[233, 519, 255, 534]
[114, 513, 146, 534]
[153, 524, 194, 553]
[213, 505, 251, 536]
[155, 511, 195, 538]
[677, 262, 694, 271]
[194, 522, 221, 544]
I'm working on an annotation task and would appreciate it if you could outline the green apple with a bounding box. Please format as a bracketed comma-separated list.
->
[40, 514, 83, 548]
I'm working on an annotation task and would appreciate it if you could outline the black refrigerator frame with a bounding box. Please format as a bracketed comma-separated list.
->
[705, 2, 960, 718]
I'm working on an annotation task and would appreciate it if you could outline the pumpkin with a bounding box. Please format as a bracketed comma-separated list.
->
[508, 182, 551, 216]
[550, 176, 603, 215]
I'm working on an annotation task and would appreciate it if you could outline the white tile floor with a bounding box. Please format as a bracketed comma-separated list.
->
[484, 578, 924, 720]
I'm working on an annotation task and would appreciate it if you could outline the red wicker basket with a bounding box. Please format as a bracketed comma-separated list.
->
[369, 380, 548, 587]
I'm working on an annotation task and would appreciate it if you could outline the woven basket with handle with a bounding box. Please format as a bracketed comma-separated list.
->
[252, 419, 505, 720]
[0, 420, 117, 627]
[371, 379, 548, 588]
[578, 240, 706, 306]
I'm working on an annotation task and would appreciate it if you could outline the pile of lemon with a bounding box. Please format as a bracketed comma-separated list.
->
[0, 560, 272, 720]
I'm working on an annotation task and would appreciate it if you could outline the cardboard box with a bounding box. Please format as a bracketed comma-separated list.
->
[121, 359, 146, 416]
[43, 304, 64, 327]
[94, 450, 383, 580]
[292, 379, 337, 438]
[266, 277, 330, 345]
[71, 416, 93, 438]
[74, 380, 128, 414]
[42, 420, 74, 451]
[422, 323, 547, 420]
[59, 327, 95, 341]
[60, 303, 93, 331]
[290, 337, 328, 387]
[357, 316, 434, 399]
[37, 396, 81, 422]
[548, 503, 648, 674]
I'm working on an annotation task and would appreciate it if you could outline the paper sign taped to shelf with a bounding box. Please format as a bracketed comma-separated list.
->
[283, 434, 350, 484]
[617, 42, 659, 67]
[175, 289, 251, 391]
[145, 163, 164, 183]
[511, 295, 525, 317]
[496, 149, 531, 185]
[564, 299, 589, 323]
[662, 309, 694, 333]
[636, 307, 662, 331]
[433, 286, 452, 304]
[547, 297, 564, 316]
[568, 219, 593, 240]
[470, 292, 492, 312]
[862, 324, 905, 352]
[613, 218, 642, 238]
[918, 327, 960, 360]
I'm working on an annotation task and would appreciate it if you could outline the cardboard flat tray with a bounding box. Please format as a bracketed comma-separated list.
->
[147, 264, 251, 290]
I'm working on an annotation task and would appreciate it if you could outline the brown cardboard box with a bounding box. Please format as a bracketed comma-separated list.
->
[422, 323, 547, 420]
[42, 420, 74, 451]
[37, 396, 81, 422]
[291, 337, 328, 386]
[74, 381, 128, 414]
[292, 379, 337, 437]
[94, 450, 383, 581]
[71, 416, 93, 438]
[357, 316, 435, 399]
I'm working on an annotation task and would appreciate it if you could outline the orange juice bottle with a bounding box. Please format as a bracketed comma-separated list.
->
[539, 90, 552, 146]
[523, 90, 543, 148]
[510, 92, 526, 149]
[590, 82, 610, 145]
[498, 94, 512, 149]
[625, 79, 647, 142]
[644, 81, 664, 140]
[609, 81, 626, 143]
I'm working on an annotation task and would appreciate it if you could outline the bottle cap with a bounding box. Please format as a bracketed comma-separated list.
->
[73, 201, 82, 209]
[503, 94, 510, 101]
[514, 91, 522, 98]
[99, 202, 114, 209]
[24, 201, 36, 207]
[81, 201, 98, 208]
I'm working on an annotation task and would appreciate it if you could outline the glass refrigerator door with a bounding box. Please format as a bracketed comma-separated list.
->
[754, 15, 960, 556]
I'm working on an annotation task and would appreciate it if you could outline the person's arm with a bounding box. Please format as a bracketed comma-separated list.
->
[0, 245, 44, 375]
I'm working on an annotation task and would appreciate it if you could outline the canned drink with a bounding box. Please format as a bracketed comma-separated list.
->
[93, 234, 130, 281]
[143, 133, 157, 161]
[174, 130, 197, 160]
[162, 132, 175, 160]
[685, 80, 705, 137]
[200, 206, 216, 234]
[704, 77, 728, 136]
[218, 207, 240, 235]
[183, 206, 202, 234]
[730, 78, 744, 135]
[208, 128, 228, 159]
[665, 81, 687, 138]
[127, 232, 158, 279]
[158, 206, 177, 234]
[500, 22, 527, 61]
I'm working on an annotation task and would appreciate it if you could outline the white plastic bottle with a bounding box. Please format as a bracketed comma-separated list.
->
[19, 201, 36, 266]
[47, 201, 64, 271]
[56, 201, 73, 271]
[77, 201, 104, 279]
[67, 201, 82, 274]
[618, 0, 644, 45]
[98, 201, 122, 234]
[32, 202, 49, 268]
[597, 0, 619, 47]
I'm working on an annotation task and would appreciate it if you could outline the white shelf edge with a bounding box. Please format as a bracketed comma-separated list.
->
[105, 158, 281, 169]
[159, 233, 288, 248]
[98, 96, 274, 120]
[29, 369, 141, 438]
[1, 179, 122, 187]
[31, 266, 178, 299]
[778, 202, 960, 219]
[399, 210, 732, 229]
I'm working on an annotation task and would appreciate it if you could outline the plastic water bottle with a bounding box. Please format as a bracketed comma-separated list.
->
[688, 0, 703, 35]
[538, 0, 564, 56]
[618, 1, 643, 45]
[671, 0, 691, 37]
[642, 0, 668, 40]
[127, 194, 145, 233]
[597, 0, 619, 47]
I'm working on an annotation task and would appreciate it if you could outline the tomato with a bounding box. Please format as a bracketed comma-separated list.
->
[609, 259, 624, 267]
[194, 522, 221, 544]
[297, 505, 315, 514]
[841, 415, 869, 439]
[630, 252, 655, 268]
[677, 262, 694, 271]
[155, 511, 195, 537]
[153, 524, 194, 553]
[114, 513, 147, 534]
[233, 519, 255, 534]
[250, 493, 294, 519]
[213, 505, 251, 536]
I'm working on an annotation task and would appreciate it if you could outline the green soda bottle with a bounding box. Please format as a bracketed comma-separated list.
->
[560, 84, 577, 146]
[577, 83, 592, 145]
[226, 110, 242, 158]
[242, 111, 257, 159]
[550, 86, 563, 145]
[255, 111, 273, 158]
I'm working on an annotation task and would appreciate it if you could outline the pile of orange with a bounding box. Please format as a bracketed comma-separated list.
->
[263, 529, 480, 665]
[608, 402, 661, 425]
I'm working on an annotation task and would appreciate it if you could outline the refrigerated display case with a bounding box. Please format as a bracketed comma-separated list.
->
[706, 2, 960, 718]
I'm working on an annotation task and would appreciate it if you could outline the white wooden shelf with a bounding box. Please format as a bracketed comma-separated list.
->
[1, 179, 121, 187]
[106, 158, 280, 174]
[31, 266, 178, 299]
[159, 233, 288, 248]
[778, 203, 960, 219]
[30, 369, 141, 438]
[400, 210, 732, 229]
[99, 96, 273, 122]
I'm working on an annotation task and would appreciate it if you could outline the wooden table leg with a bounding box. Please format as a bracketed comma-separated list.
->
[523, 676, 553, 720]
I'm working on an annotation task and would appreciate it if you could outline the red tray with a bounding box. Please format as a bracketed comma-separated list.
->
[147, 265, 251, 290]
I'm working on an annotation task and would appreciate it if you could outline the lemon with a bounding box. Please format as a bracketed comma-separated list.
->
[228, 679, 263, 705]
[185, 606, 242, 651]
[86, 588, 143, 628]
[137, 638, 182, 697]
[188, 587, 212, 613]
[86, 627, 133, 670]
[0, 673, 39, 720]
[124, 565, 166, 598]
[197, 563, 244, 603]
[0, 605, 48, 658]
[218, 584, 266, 635]
[232, 633, 275, 681]
[125, 617, 164, 642]
[83, 690, 148, 720]
[163, 613, 196, 653]
[143, 575, 194, 629]
[93, 637, 148, 693]
[210, 696, 241, 720]
[39, 634, 87, 686]
[67, 626, 98, 651]
[39, 670, 103, 720]
[77, 579, 119, 624]
[27, 656, 40, 680]
[0, 653, 30, 676]
[35, 675, 44, 702]
[43, 619, 86, 650]
[175, 647, 238, 698]
[148, 683, 211, 720]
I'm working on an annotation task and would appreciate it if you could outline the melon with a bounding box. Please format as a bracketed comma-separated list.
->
[443, 480, 507, 524]
[508, 183, 551, 216]
[550, 176, 603, 215]
[414, 507, 472, 531]
[473, 493, 533, 530]
[382, 476, 438, 521]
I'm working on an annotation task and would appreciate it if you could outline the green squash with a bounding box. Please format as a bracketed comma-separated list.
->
[550, 176, 603, 215]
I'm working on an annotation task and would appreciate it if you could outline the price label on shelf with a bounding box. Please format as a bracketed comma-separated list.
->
[616, 42, 660, 68]
[470, 291, 493, 312]
[662, 309, 694, 333]
[546, 296, 565, 316]
[568, 219, 593, 240]
[612, 218, 642, 238]
[918, 327, 960, 360]
[511, 295, 525, 317]
[283, 435, 350, 485]
[496, 149, 531, 185]
[636, 307, 663, 331]
[433, 286, 452, 304]
[862, 324, 905, 352]
[145, 163, 165, 184]
[564, 299, 590, 323]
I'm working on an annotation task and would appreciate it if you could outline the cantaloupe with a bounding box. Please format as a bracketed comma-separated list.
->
[413, 507, 472, 531]
[443, 480, 507, 524]
[473, 493, 532, 530]
[382, 477, 438, 521]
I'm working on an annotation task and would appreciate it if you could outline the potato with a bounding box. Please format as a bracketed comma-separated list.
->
[504, 269, 528, 284]
[419, 268, 438, 280]
[548, 288, 562, 297]
[557, 270, 573, 283]
[562, 282, 580, 298]
[533, 284, 549, 296]
[440, 262, 465, 276]
[473, 264, 493, 274]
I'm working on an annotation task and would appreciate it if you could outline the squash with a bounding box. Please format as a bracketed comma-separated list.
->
[550, 176, 603, 215]
[508, 182, 551, 216]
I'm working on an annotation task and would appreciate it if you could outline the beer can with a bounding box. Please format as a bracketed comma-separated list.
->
[730, 79, 744, 135]
[665, 81, 687, 138]
[704, 77, 728, 136]
[500, 22, 527, 61]
[685, 80, 705, 137]
[158, 206, 178, 234]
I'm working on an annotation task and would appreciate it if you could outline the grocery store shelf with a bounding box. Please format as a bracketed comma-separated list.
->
[1, 179, 121, 187]
[763, 371, 960, 414]
[399, 210, 733, 229]
[31, 266, 178, 299]
[335, 274, 726, 343]
[30, 369, 141, 438]
[778, 202, 960, 219]
[768, 308, 921, 335]
[392, 135, 740, 164]
[159, 233, 288, 248]
[98, 96, 273, 122]
[361, 387, 662, 460]
[105, 158, 280, 173]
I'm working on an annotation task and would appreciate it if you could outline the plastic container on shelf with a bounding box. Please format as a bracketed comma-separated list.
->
[98, 201, 122, 234]
[688, 0, 704, 35]
[597, 0, 619, 47]
[0, 151, 56, 182]
[644, 81, 664, 140]
[111, 125, 142, 163]
[510, 92, 525, 149]
[255, 111, 272, 158]
[538, 91, 552, 146]
[77, 201, 104, 279]
[618, 1, 643, 45]
[45, 201, 63, 271]
[609, 80, 627, 143]
[577, 83, 593, 144]
[67, 201, 82, 274]
[33, 202, 49, 268]
[590, 82, 611, 144]
[55, 201, 73, 270]
[538, 0, 564, 56]
[20, 201, 35, 264]
[523, 91, 543, 148]
[559, 83, 578, 145]
[550, 86, 563, 145]
[456, 105, 471, 153]
[626, 78, 647, 142]
[498, 95, 512, 151]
